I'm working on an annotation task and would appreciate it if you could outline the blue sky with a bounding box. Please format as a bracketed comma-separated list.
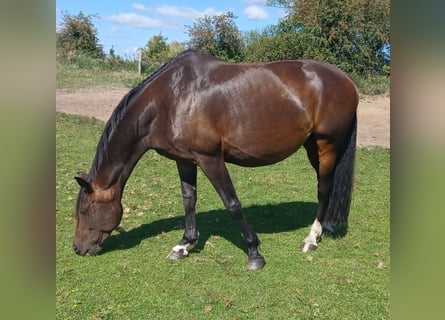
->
[56, 0, 285, 58]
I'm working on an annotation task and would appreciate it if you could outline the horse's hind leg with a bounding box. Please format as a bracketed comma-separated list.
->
[197, 155, 265, 270]
[167, 161, 198, 260]
[302, 138, 337, 252]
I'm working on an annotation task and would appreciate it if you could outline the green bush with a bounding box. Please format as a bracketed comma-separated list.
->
[351, 74, 390, 96]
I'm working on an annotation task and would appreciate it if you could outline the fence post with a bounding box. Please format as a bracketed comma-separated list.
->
[137, 48, 142, 75]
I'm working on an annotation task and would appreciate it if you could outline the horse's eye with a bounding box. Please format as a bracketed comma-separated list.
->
[78, 201, 90, 215]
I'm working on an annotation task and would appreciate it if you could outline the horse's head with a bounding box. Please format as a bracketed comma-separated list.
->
[72, 173, 122, 256]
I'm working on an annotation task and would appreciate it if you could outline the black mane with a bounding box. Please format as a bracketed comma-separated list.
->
[89, 49, 199, 178]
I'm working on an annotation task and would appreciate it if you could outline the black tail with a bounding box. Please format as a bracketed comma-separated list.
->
[323, 113, 357, 226]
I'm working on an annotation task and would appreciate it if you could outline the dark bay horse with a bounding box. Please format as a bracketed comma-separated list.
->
[73, 49, 358, 270]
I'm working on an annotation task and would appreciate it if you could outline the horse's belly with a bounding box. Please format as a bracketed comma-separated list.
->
[222, 126, 311, 167]
[219, 104, 312, 166]
[224, 145, 303, 167]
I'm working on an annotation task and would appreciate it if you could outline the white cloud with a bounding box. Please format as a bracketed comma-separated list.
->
[244, 5, 269, 20]
[108, 4, 223, 32]
[132, 3, 149, 12]
[108, 13, 179, 30]
[132, 3, 221, 21]
[110, 26, 120, 33]
[240, 0, 267, 5]
[156, 6, 221, 20]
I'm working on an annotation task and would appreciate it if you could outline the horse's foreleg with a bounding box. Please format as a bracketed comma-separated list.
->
[167, 161, 198, 260]
[197, 155, 265, 270]
[302, 140, 337, 252]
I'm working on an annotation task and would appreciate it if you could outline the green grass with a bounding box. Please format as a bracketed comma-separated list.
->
[56, 61, 146, 89]
[56, 113, 390, 319]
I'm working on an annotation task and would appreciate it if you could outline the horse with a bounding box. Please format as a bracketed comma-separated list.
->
[73, 49, 358, 270]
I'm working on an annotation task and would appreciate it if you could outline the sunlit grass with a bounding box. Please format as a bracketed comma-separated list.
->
[56, 113, 389, 319]
[56, 63, 146, 89]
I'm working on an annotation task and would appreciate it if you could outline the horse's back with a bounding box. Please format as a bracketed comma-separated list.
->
[168, 58, 321, 165]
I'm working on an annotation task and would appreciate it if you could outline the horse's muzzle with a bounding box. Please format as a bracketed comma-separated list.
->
[73, 242, 102, 256]
[73, 230, 111, 256]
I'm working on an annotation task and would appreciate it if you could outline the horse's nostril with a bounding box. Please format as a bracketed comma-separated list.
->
[73, 243, 80, 254]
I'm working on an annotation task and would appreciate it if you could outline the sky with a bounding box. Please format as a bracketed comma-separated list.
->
[56, 0, 286, 59]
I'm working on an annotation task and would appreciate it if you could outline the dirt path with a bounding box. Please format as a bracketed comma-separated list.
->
[56, 88, 389, 148]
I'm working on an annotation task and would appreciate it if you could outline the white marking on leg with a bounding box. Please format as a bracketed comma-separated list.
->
[302, 219, 322, 252]
[173, 244, 189, 256]
[310, 219, 323, 240]
[167, 243, 196, 258]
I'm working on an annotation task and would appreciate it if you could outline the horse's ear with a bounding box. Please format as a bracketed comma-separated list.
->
[75, 173, 93, 194]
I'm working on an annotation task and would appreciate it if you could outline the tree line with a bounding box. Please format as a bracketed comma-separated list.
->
[57, 0, 389, 77]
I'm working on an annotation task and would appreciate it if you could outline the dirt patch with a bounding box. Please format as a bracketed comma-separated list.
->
[56, 88, 389, 148]
[356, 94, 390, 148]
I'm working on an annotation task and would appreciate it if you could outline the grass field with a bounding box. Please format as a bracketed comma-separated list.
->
[56, 61, 146, 89]
[56, 113, 390, 319]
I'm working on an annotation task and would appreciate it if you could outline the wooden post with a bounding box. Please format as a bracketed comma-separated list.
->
[137, 48, 142, 75]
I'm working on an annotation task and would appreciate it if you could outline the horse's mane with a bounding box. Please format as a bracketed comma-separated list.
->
[90, 49, 199, 178]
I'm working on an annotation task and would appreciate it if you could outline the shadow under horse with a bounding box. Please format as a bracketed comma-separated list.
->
[103, 201, 344, 255]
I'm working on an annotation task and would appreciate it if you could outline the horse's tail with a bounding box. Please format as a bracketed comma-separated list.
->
[324, 113, 357, 226]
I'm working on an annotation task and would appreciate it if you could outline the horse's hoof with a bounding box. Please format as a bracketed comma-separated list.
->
[301, 242, 317, 253]
[246, 256, 266, 270]
[166, 245, 189, 260]
[167, 250, 187, 260]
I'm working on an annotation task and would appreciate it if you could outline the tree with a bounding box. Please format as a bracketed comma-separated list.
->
[56, 11, 104, 59]
[243, 21, 304, 62]
[186, 12, 244, 62]
[142, 34, 170, 70]
[266, 0, 390, 75]
[168, 41, 186, 58]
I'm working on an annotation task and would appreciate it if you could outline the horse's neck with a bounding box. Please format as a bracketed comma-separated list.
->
[90, 120, 147, 195]
[90, 80, 161, 195]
